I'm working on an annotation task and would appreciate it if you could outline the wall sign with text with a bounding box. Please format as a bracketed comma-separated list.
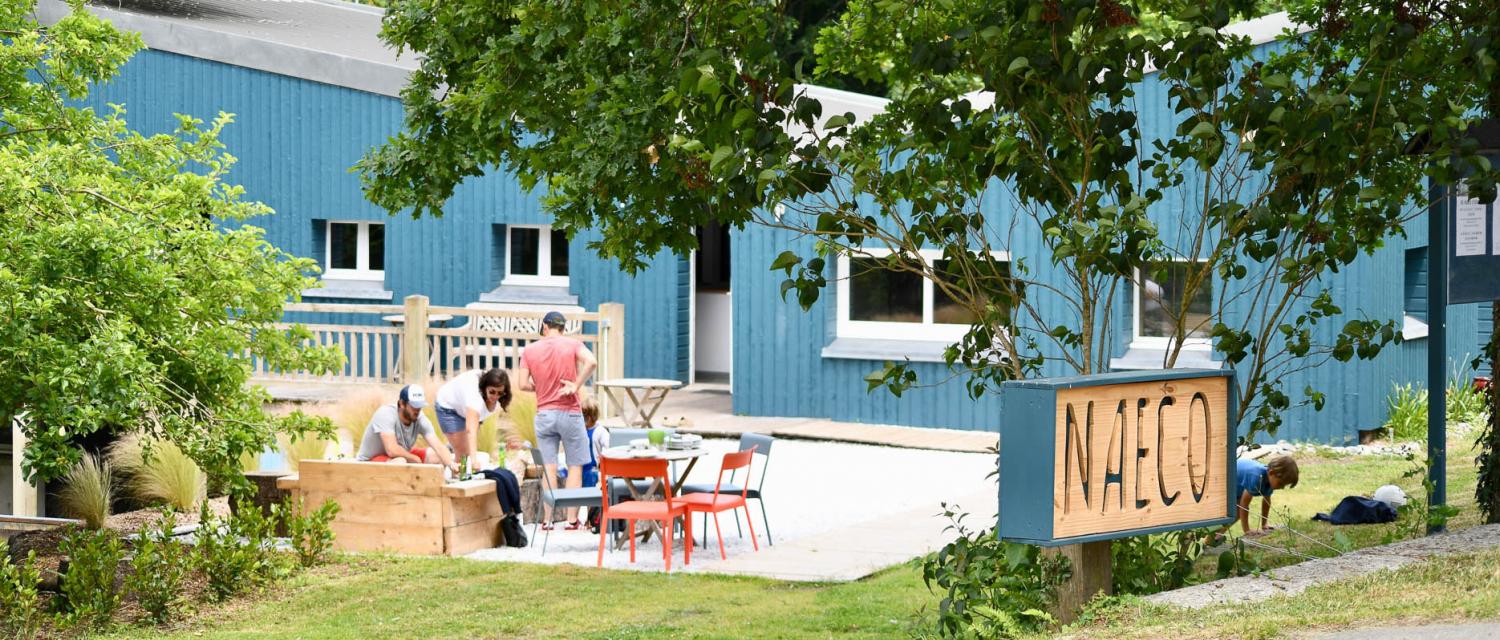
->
[1448, 178, 1500, 305]
[998, 369, 1236, 546]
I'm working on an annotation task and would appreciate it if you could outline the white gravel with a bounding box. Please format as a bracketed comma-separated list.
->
[465, 437, 995, 572]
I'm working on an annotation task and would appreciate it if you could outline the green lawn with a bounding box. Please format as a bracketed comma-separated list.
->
[97, 435, 1488, 639]
[1204, 436, 1482, 575]
[103, 557, 934, 639]
[1063, 548, 1500, 639]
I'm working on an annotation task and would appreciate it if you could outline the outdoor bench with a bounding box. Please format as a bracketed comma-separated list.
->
[276, 460, 504, 556]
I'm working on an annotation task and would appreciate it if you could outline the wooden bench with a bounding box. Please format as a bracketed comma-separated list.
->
[276, 460, 504, 557]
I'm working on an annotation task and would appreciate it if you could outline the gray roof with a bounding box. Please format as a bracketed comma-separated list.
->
[34, 0, 415, 96]
[31, 0, 892, 130]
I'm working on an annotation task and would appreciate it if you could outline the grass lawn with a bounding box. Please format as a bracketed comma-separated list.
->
[102, 557, 935, 639]
[96, 432, 1489, 639]
[1062, 548, 1500, 639]
[1204, 434, 1482, 575]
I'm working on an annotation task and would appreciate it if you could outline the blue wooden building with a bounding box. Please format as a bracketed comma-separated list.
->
[42, 0, 1492, 444]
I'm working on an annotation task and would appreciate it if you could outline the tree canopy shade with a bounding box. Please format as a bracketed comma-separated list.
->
[360, 0, 1498, 438]
[0, 1, 339, 484]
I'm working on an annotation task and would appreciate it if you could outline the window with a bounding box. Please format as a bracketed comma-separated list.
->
[836, 248, 1011, 342]
[1403, 247, 1430, 339]
[503, 225, 569, 286]
[1133, 260, 1212, 349]
[323, 221, 385, 283]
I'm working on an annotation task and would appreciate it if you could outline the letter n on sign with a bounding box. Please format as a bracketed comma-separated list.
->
[997, 369, 1236, 546]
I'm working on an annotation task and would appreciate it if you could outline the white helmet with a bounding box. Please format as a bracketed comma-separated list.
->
[1373, 485, 1408, 508]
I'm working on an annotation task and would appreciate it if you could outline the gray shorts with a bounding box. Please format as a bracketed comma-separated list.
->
[534, 409, 588, 467]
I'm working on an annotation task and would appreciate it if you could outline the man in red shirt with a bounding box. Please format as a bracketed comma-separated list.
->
[518, 310, 597, 529]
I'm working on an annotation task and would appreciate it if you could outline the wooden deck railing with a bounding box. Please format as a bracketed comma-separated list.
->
[249, 296, 625, 390]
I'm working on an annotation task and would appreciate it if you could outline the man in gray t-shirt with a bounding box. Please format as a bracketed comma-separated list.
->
[355, 385, 458, 473]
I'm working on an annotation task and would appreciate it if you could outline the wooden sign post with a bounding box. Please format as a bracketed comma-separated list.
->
[999, 369, 1236, 620]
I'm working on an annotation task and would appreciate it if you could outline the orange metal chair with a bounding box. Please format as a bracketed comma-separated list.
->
[677, 447, 758, 560]
[597, 456, 692, 572]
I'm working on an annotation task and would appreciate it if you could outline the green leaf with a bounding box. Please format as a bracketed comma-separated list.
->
[769, 250, 802, 272]
[1008, 57, 1030, 74]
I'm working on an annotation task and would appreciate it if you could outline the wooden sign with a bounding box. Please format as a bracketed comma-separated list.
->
[998, 369, 1235, 546]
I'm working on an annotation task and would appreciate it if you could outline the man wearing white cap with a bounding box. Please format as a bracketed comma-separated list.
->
[356, 385, 459, 474]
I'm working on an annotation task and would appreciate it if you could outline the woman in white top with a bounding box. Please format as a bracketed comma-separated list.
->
[434, 368, 513, 462]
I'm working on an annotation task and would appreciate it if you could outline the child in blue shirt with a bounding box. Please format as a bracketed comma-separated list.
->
[1227, 455, 1300, 536]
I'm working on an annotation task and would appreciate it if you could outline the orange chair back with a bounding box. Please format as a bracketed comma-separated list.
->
[600, 456, 673, 509]
[711, 446, 756, 497]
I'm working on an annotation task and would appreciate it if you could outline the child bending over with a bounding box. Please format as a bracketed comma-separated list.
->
[1227, 455, 1299, 537]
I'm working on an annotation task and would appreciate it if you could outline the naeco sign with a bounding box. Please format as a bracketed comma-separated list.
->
[998, 369, 1236, 546]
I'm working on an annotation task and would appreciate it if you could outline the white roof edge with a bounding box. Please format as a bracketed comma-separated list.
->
[795, 83, 891, 113]
[958, 12, 1312, 111]
[32, 0, 413, 98]
[1222, 11, 1312, 45]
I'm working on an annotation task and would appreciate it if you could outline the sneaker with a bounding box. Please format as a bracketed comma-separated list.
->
[564, 519, 583, 531]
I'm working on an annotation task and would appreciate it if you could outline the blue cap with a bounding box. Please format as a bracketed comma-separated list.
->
[541, 311, 566, 331]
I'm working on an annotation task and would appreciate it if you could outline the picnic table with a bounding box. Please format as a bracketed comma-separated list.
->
[596, 378, 682, 427]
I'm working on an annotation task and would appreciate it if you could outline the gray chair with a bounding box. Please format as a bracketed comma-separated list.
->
[680, 432, 774, 546]
[530, 446, 602, 555]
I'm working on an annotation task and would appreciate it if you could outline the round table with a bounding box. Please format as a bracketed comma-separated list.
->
[596, 378, 683, 427]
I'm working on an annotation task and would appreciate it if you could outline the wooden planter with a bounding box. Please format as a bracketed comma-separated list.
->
[276, 460, 503, 556]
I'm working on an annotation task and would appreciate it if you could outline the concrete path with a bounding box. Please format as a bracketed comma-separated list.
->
[1302, 622, 1500, 639]
[706, 489, 996, 582]
[602, 383, 998, 454]
[262, 380, 1000, 454]
[1146, 524, 1500, 609]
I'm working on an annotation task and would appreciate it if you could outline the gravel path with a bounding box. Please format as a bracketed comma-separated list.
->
[1146, 524, 1500, 609]
[465, 437, 995, 573]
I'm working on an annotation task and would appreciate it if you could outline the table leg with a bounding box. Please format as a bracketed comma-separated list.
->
[637, 388, 671, 428]
[622, 387, 645, 426]
[601, 387, 630, 422]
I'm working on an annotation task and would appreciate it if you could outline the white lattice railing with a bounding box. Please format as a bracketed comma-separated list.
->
[249, 298, 624, 388]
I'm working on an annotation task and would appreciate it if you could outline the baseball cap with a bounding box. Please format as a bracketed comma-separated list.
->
[399, 384, 427, 409]
[541, 310, 566, 331]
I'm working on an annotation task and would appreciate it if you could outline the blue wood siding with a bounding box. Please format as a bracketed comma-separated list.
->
[83, 49, 681, 380]
[730, 39, 1485, 443]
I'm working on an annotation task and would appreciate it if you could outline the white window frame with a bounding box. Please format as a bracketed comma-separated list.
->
[322, 221, 385, 284]
[1131, 258, 1213, 352]
[835, 247, 1009, 343]
[502, 224, 570, 287]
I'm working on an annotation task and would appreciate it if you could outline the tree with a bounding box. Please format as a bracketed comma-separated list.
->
[0, 1, 339, 486]
[359, 0, 1496, 441]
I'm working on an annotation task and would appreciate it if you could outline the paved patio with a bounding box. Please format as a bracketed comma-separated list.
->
[262, 379, 1000, 581]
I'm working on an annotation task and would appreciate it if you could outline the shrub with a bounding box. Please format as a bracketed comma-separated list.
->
[508, 392, 538, 446]
[128, 510, 190, 624]
[58, 527, 124, 629]
[281, 496, 341, 568]
[0, 541, 43, 640]
[59, 452, 113, 529]
[920, 506, 1070, 638]
[1111, 529, 1208, 595]
[1447, 359, 1488, 426]
[278, 431, 337, 472]
[196, 499, 283, 601]
[1385, 383, 1428, 442]
[108, 435, 205, 512]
